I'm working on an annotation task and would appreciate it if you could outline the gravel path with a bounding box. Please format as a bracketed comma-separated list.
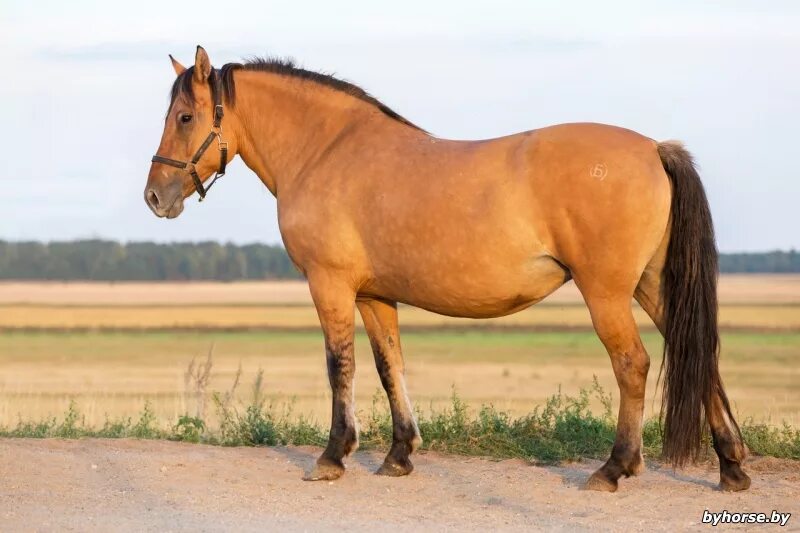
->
[0, 439, 797, 532]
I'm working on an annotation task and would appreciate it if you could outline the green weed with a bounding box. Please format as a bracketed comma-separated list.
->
[1, 378, 797, 464]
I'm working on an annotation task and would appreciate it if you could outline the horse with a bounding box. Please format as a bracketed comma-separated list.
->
[145, 46, 750, 492]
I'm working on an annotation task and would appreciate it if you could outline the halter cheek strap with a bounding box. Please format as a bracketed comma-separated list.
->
[151, 71, 228, 201]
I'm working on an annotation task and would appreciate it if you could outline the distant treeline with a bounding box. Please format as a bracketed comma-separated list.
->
[0, 240, 300, 281]
[0, 241, 798, 280]
[719, 250, 800, 273]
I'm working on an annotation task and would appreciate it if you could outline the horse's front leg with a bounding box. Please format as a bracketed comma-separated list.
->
[357, 298, 421, 476]
[303, 276, 358, 481]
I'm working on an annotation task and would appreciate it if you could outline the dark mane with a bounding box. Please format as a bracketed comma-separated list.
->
[169, 57, 423, 131]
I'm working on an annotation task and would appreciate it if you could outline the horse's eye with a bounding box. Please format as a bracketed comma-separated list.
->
[180, 114, 193, 124]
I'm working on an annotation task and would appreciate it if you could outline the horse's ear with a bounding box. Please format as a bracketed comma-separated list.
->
[194, 45, 212, 82]
[169, 54, 186, 76]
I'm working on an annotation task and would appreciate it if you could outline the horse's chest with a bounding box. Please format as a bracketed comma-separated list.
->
[277, 198, 371, 274]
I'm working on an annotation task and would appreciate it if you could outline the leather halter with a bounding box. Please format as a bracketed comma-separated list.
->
[151, 71, 228, 201]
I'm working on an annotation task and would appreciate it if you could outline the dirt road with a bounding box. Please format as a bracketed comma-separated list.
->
[0, 439, 797, 532]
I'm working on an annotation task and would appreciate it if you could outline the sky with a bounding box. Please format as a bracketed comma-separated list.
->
[1, 1, 798, 252]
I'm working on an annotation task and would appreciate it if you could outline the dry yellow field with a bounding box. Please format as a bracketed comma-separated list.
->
[2, 275, 799, 331]
[2, 302, 799, 330]
[3, 275, 800, 306]
[0, 276, 798, 429]
[0, 281, 316, 306]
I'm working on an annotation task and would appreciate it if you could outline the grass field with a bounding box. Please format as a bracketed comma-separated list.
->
[0, 276, 798, 433]
[1, 330, 798, 429]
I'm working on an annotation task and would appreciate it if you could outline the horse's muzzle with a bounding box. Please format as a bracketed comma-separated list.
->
[144, 184, 184, 219]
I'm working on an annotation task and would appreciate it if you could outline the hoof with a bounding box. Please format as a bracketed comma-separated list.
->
[303, 458, 345, 481]
[584, 471, 618, 492]
[376, 458, 413, 477]
[720, 469, 751, 492]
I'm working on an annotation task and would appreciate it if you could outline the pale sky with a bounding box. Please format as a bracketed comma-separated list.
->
[1, 1, 798, 251]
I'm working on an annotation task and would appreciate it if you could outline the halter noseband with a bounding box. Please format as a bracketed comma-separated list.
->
[151, 71, 228, 201]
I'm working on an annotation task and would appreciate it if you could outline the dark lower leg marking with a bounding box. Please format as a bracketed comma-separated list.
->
[304, 337, 357, 481]
[358, 300, 421, 477]
[377, 419, 421, 476]
[585, 441, 645, 492]
[372, 342, 420, 476]
[711, 427, 750, 492]
[707, 390, 750, 491]
[323, 340, 357, 459]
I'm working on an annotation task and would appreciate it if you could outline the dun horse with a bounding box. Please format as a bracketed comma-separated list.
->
[146, 47, 750, 492]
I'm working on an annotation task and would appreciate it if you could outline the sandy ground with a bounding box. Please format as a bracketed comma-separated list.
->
[0, 439, 797, 532]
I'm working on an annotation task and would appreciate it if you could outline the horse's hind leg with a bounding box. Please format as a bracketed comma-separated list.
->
[357, 298, 421, 475]
[581, 291, 650, 492]
[635, 269, 750, 491]
[303, 275, 358, 481]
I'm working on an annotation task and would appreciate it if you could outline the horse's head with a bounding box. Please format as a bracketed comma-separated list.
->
[145, 46, 235, 218]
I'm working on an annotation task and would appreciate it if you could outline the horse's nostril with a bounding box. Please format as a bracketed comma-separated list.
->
[147, 189, 160, 209]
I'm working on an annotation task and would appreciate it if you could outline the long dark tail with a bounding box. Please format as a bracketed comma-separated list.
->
[657, 141, 741, 466]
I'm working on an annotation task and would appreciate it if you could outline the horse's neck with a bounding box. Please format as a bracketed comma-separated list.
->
[230, 72, 398, 196]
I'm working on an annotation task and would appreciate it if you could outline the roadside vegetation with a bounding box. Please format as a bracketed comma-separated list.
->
[2, 355, 797, 463]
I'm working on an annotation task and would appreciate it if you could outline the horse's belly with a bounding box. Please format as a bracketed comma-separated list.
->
[365, 253, 568, 319]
